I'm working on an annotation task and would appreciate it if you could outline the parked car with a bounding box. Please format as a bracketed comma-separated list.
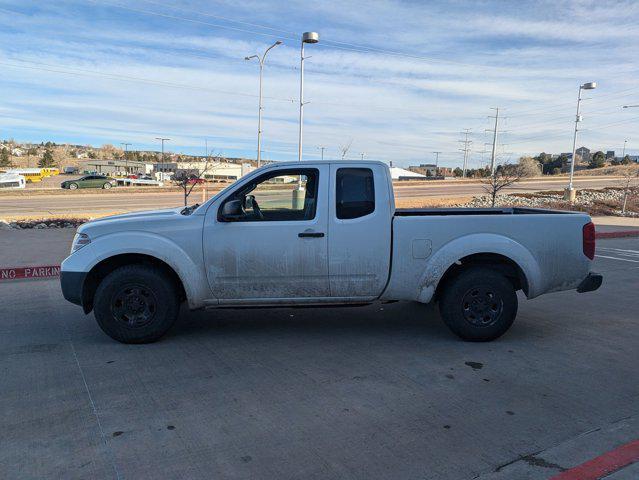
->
[61, 161, 602, 344]
[61, 175, 116, 190]
[186, 177, 205, 185]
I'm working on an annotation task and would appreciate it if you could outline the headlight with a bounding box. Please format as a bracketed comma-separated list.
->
[71, 233, 91, 253]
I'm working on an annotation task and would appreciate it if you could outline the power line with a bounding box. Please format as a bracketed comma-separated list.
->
[90, 0, 522, 72]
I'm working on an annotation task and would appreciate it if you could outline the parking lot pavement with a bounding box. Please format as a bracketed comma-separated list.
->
[1, 237, 638, 480]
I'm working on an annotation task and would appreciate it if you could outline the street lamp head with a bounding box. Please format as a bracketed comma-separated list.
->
[581, 82, 597, 90]
[245, 55, 258, 61]
[302, 32, 319, 44]
[275, 40, 283, 45]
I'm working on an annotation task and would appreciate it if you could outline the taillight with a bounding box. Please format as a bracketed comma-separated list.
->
[583, 221, 595, 260]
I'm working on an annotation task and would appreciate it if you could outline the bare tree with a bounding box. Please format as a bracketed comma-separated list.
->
[173, 157, 214, 207]
[481, 164, 524, 207]
[619, 168, 639, 215]
[339, 139, 353, 160]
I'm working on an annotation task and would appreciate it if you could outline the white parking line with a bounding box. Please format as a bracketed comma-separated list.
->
[595, 255, 639, 263]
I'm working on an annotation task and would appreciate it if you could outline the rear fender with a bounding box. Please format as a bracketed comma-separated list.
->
[415, 233, 541, 303]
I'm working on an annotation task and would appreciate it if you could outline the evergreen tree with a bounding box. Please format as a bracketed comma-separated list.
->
[38, 149, 56, 168]
[0, 148, 13, 168]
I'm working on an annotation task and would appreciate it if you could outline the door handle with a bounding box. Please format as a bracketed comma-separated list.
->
[298, 231, 325, 238]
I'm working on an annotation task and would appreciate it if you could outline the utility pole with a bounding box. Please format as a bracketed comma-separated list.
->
[120, 142, 131, 173]
[318, 146, 325, 161]
[622, 139, 628, 159]
[458, 129, 472, 178]
[360, 152, 365, 161]
[432, 151, 442, 175]
[488, 107, 500, 175]
[155, 137, 170, 162]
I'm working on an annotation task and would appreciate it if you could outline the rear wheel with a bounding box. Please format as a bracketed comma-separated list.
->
[439, 267, 517, 342]
[102, 182, 112, 189]
[93, 265, 180, 343]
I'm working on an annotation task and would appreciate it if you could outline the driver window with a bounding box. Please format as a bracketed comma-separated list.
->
[229, 169, 319, 222]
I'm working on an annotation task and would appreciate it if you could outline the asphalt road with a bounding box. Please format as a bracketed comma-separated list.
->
[0, 176, 625, 217]
[1, 230, 638, 479]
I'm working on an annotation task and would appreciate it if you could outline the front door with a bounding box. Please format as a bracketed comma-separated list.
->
[204, 166, 329, 302]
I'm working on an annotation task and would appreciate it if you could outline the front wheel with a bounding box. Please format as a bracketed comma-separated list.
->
[93, 265, 180, 343]
[439, 267, 518, 342]
[68, 183, 78, 190]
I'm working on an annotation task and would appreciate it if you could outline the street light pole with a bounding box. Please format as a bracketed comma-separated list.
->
[155, 137, 170, 163]
[297, 32, 319, 163]
[246, 41, 282, 169]
[120, 142, 131, 173]
[318, 146, 325, 160]
[566, 82, 597, 200]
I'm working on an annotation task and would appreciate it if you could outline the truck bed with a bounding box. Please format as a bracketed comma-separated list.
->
[394, 207, 574, 216]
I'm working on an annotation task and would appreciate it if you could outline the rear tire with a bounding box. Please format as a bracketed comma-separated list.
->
[439, 267, 517, 342]
[103, 182, 112, 189]
[93, 265, 180, 343]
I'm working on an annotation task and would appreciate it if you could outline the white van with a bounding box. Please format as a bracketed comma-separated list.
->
[0, 173, 26, 189]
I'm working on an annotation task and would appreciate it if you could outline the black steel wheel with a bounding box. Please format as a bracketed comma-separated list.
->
[461, 286, 504, 327]
[111, 284, 158, 328]
[439, 267, 518, 342]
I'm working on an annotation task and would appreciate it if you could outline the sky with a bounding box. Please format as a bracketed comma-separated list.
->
[1, 0, 638, 169]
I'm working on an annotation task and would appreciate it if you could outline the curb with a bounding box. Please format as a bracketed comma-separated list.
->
[596, 230, 639, 239]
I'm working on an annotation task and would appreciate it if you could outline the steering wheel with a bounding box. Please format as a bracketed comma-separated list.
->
[245, 195, 264, 220]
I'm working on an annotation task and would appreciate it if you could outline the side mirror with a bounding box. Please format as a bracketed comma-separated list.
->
[220, 199, 244, 221]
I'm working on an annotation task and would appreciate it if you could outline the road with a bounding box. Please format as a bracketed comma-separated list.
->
[0, 176, 625, 217]
[1, 228, 638, 479]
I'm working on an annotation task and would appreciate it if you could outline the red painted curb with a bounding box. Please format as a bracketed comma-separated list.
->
[595, 230, 639, 239]
[549, 439, 639, 480]
[0, 265, 61, 281]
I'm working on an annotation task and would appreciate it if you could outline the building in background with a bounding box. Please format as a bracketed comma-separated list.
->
[153, 161, 254, 182]
[390, 167, 426, 181]
[575, 146, 591, 163]
[83, 160, 147, 175]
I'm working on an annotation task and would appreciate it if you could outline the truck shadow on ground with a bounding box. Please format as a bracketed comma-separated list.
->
[168, 298, 542, 344]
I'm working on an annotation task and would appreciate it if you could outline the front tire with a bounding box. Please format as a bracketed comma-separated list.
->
[69, 183, 78, 190]
[93, 265, 180, 343]
[439, 267, 517, 342]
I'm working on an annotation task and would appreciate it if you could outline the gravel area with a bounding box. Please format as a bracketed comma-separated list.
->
[450, 187, 639, 217]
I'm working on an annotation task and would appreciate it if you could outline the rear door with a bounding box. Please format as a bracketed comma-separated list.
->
[328, 164, 392, 298]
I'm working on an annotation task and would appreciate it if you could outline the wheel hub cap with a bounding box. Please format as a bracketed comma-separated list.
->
[462, 287, 504, 327]
[111, 285, 157, 327]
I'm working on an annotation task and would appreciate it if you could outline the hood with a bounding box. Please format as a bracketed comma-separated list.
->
[78, 207, 186, 234]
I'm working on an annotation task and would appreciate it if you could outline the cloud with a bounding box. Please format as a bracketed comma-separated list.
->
[0, 0, 638, 166]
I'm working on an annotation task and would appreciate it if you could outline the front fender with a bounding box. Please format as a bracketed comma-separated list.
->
[61, 231, 210, 309]
[415, 233, 542, 303]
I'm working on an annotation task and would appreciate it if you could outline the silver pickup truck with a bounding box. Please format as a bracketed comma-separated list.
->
[61, 161, 602, 343]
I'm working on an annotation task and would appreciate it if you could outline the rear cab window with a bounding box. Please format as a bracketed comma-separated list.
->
[336, 168, 375, 219]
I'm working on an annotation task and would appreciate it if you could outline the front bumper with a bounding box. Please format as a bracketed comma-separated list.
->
[577, 272, 603, 293]
[60, 271, 87, 306]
